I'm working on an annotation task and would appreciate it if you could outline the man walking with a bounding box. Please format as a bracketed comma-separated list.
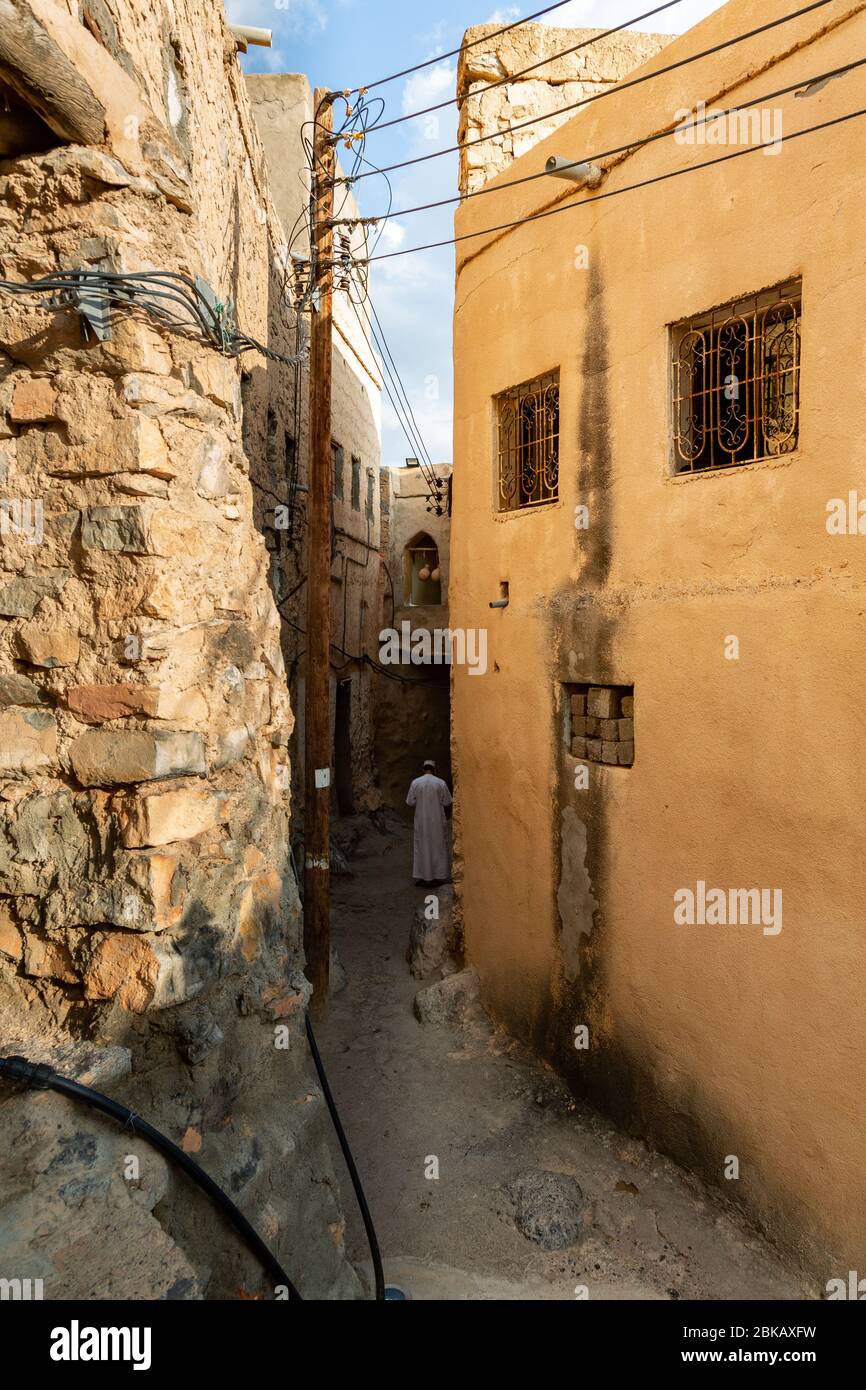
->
[406, 759, 452, 884]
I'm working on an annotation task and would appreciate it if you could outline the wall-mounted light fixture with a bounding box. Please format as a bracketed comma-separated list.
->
[544, 155, 603, 188]
[229, 24, 272, 52]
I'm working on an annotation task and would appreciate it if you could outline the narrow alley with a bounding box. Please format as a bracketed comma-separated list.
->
[0, 0, 862, 1352]
[318, 816, 809, 1302]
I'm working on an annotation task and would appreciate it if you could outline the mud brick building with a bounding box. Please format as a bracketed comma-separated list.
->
[451, 0, 866, 1277]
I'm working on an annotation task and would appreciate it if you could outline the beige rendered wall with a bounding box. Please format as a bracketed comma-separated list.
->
[451, 0, 866, 1278]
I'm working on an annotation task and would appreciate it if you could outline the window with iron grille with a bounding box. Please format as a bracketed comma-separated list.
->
[496, 370, 559, 512]
[672, 281, 801, 474]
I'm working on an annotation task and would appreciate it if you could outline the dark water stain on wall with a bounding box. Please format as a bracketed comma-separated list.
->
[575, 257, 613, 590]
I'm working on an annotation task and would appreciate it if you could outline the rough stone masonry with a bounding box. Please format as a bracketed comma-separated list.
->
[0, 0, 360, 1298]
[456, 22, 672, 193]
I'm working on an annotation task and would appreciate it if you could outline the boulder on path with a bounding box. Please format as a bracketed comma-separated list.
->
[510, 1169, 586, 1250]
[413, 966, 479, 1026]
[407, 884, 454, 979]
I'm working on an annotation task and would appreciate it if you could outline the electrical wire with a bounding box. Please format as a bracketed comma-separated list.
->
[305, 1015, 385, 1301]
[349, 0, 587, 94]
[365, 327, 446, 513]
[332, 191, 442, 502]
[367, 298, 436, 474]
[354, 55, 866, 224]
[288, 92, 446, 514]
[348, 0, 835, 182]
[298, 92, 392, 310]
[352, 297, 433, 480]
[337, 143, 394, 269]
[0, 268, 305, 367]
[278, 90, 447, 532]
[0, 272, 217, 339]
[341, 260, 444, 501]
[352, 300, 445, 510]
[363, 0, 685, 135]
[0, 1053, 302, 1301]
[366, 102, 866, 262]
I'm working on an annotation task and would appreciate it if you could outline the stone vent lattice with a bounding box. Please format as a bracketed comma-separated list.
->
[567, 683, 633, 766]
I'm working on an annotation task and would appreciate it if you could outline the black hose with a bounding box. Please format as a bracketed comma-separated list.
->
[0, 1054, 302, 1302]
[304, 1015, 386, 1301]
[289, 842, 386, 1299]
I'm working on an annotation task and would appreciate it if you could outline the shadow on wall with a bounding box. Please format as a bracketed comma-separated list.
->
[373, 663, 451, 818]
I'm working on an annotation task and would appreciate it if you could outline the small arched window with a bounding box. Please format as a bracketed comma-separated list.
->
[403, 532, 441, 606]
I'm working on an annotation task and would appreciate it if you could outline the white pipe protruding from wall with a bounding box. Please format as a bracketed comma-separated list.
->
[544, 155, 604, 188]
[229, 24, 272, 52]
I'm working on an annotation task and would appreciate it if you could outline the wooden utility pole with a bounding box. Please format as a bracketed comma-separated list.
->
[304, 89, 335, 1008]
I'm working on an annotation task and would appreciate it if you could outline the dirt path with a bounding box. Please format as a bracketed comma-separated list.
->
[316, 817, 810, 1301]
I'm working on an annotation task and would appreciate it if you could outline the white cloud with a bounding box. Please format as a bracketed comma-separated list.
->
[370, 232, 453, 465]
[225, 0, 327, 41]
[401, 60, 457, 118]
[374, 242, 444, 291]
[486, 6, 522, 23]
[379, 221, 406, 249]
[538, 0, 727, 33]
[380, 389, 452, 466]
[415, 20, 449, 51]
[538, 0, 597, 25]
[368, 54, 461, 465]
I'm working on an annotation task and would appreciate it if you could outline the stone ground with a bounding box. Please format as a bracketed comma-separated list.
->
[316, 816, 814, 1302]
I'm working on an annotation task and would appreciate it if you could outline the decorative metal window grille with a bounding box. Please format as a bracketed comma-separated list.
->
[672, 281, 801, 473]
[496, 370, 559, 512]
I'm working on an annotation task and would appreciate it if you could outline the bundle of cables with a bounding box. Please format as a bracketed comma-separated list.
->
[0, 268, 304, 368]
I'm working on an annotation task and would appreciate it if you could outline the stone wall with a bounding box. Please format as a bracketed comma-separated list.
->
[457, 23, 672, 194]
[0, 0, 360, 1299]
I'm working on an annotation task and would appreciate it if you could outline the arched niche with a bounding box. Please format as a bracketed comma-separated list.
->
[403, 531, 442, 606]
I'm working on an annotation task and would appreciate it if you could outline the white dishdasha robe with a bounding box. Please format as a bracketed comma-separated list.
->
[406, 773, 452, 880]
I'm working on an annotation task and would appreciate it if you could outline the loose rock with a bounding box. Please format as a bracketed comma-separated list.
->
[510, 1169, 587, 1250]
[413, 966, 480, 1026]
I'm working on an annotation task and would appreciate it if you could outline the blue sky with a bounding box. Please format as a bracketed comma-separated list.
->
[226, 0, 726, 467]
